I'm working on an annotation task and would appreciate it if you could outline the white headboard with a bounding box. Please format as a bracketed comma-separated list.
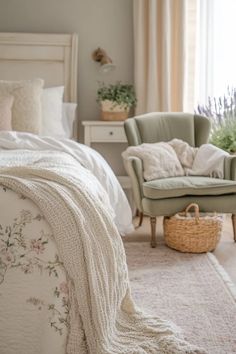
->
[0, 32, 78, 103]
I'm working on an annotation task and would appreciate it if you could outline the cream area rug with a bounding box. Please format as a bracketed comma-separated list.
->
[124, 242, 236, 354]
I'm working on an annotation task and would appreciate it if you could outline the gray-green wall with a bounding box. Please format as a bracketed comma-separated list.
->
[0, 0, 134, 140]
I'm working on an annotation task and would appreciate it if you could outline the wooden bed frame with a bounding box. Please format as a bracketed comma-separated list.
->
[0, 32, 78, 103]
[0, 33, 78, 140]
[0, 32, 78, 138]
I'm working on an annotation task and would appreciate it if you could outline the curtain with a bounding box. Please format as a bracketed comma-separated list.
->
[133, 0, 193, 114]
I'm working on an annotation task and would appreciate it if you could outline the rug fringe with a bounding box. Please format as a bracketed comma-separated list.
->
[207, 252, 236, 302]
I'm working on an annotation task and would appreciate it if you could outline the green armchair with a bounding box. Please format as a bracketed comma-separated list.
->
[124, 112, 236, 247]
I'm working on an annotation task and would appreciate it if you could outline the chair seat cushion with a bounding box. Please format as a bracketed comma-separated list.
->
[143, 176, 236, 200]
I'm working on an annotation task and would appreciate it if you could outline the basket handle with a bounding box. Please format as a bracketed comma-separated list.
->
[185, 203, 200, 220]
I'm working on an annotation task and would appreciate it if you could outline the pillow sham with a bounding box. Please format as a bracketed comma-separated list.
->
[0, 79, 44, 134]
[0, 95, 14, 131]
[41, 86, 65, 137]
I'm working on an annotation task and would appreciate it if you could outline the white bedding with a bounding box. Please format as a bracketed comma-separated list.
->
[0, 131, 134, 235]
[0, 185, 68, 354]
[0, 150, 204, 354]
[0, 148, 117, 354]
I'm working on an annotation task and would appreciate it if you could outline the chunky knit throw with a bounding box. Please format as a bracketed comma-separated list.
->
[0, 151, 205, 354]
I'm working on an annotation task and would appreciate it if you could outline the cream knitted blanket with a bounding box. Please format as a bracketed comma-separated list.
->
[0, 151, 205, 354]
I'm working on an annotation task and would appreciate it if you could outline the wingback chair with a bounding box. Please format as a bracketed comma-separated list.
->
[124, 112, 236, 247]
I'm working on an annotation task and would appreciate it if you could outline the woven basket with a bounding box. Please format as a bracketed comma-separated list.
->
[101, 100, 129, 121]
[101, 111, 129, 121]
[163, 203, 223, 253]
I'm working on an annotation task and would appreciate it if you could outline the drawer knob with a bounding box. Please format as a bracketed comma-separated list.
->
[109, 131, 114, 136]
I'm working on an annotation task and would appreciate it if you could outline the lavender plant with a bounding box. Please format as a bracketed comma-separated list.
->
[196, 87, 236, 153]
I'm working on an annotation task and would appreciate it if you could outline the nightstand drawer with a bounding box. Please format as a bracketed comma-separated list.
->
[90, 126, 127, 142]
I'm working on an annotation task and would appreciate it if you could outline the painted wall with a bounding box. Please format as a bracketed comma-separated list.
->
[0, 0, 134, 142]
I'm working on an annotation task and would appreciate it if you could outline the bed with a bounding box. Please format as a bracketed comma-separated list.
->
[0, 32, 78, 139]
[0, 33, 204, 354]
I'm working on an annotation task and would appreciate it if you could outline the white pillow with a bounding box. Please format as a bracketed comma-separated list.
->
[0, 79, 44, 134]
[41, 86, 65, 137]
[0, 95, 14, 131]
[122, 142, 184, 181]
[62, 102, 77, 138]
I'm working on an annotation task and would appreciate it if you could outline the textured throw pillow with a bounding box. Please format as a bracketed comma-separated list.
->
[0, 78, 44, 134]
[0, 95, 14, 131]
[41, 86, 65, 137]
[122, 142, 185, 181]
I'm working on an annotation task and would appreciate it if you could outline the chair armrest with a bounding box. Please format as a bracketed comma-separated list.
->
[124, 156, 144, 212]
[224, 155, 236, 180]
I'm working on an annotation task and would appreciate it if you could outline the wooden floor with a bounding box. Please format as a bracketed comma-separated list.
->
[123, 215, 236, 285]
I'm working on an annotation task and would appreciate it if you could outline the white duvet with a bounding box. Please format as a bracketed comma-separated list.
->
[0, 149, 205, 354]
[0, 131, 134, 235]
[0, 184, 69, 354]
[0, 132, 134, 354]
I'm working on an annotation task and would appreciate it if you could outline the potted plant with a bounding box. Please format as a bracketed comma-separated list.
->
[96, 82, 137, 121]
[196, 87, 236, 153]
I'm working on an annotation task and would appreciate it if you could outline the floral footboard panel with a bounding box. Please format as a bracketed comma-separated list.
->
[0, 186, 69, 354]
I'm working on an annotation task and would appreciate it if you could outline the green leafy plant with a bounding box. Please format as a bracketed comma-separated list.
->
[96, 82, 137, 110]
[196, 87, 236, 153]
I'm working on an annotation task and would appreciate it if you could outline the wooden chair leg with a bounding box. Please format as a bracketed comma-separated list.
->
[138, 212, 143, 227]
[232, 214, 236, 242]
[135, 210, 144, 229]
[150, 216, 157, 248]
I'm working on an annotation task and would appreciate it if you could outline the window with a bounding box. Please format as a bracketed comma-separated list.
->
[195, 0, 236, 105]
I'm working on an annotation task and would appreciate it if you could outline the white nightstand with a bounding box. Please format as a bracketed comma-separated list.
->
[82, 120, 131, 190]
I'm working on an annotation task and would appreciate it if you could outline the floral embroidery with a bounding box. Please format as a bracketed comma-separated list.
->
[20, 209, 32, 224]
[30, 238, 46, 254]
[0, 199, 69, 336]
[27, 282, 69, 335]
[27, 297, 44, 310]
[59, 281, 69, 295]
[0, 211, 51, 284]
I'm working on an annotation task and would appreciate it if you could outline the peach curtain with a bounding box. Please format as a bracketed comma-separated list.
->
[133, 0, 195, 114]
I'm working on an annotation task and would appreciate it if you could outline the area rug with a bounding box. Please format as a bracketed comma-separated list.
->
[124, 242, 236, 354]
